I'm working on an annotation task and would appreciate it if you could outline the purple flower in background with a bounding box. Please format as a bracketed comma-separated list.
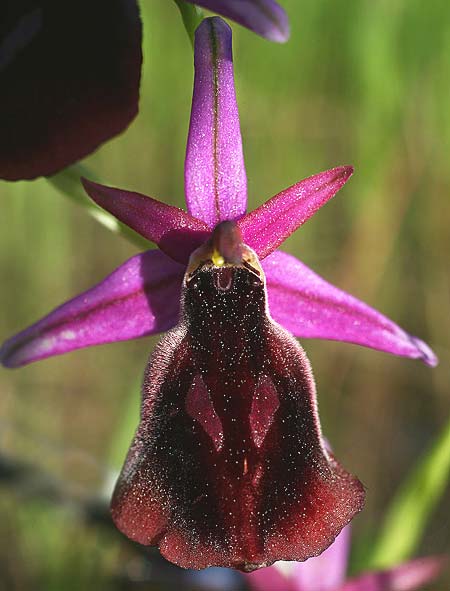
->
[245, 526, 445, 591]
[0, 15, 436, 571]
[0, 0, 142, 181]
[187, 0, 289, 42]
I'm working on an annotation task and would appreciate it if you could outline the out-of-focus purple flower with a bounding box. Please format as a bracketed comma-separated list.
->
[245, 526, 445, 591]
[0, 15, 436, 572]
[187, 0, 289, 42]
[0, 1, 142, 181]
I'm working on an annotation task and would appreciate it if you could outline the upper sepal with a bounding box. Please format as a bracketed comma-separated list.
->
[185, 17, 247, 227]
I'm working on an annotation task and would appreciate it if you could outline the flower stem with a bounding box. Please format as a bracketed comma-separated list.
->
[173, 0, 204, 46]
[47, 165, 149, 250]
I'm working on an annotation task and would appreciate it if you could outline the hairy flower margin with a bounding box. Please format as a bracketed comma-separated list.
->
[245, 526, 445, 591]
[0, 15, 437, 572]
[0, 0, 288, 181]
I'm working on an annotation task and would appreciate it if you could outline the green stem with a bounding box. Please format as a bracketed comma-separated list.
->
[174, 0, 204, 46]
[47, 164, 149, 250]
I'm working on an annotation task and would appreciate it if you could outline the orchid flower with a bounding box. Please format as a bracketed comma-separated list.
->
[0, 0, 142, 181]
[245, 526, 445, 591]
[0, 16, 436, 571]
[185, 0, 289, 42]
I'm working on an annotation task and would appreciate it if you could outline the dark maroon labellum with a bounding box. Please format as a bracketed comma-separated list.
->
[111, 224, 364, 571]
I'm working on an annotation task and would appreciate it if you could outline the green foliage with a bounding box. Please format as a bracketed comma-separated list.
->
[363, 415, 450, 569]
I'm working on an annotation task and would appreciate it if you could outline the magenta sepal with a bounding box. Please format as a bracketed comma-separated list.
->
[262, 251, 437, 366]
[0, 250, 183, 368]
[185, 18, 247, 227]
[187, 0, 289, 42]
[82, 179, 210, 264]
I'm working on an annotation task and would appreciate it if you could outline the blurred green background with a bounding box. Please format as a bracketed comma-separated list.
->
[1, 0, 450, 589]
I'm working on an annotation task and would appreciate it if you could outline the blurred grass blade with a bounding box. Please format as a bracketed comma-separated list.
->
[48, 165, 149, 249]
[367, 415, 450, 569]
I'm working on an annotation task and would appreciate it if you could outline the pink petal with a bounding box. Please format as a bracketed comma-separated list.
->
[188, 0, 289, 42]
[339, 556, 446, 591]
[238, 167, 353, 260]
[263, 251, 437, 366]
[290, 526, 351, 591]
[184, 17, 247, 228]
[82, 178, 210, 264]
[0, 251, 183, 367]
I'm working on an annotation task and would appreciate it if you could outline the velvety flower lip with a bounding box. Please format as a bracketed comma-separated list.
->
[110, 221, 365, 571]
[0, 0, 142, 181]
[245, 525, 445, 591]
[188, 0, 290, 42]
[0, 17, 437, 370]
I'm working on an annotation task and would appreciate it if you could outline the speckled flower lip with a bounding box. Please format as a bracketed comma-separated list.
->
[111, 220, 365, 571]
